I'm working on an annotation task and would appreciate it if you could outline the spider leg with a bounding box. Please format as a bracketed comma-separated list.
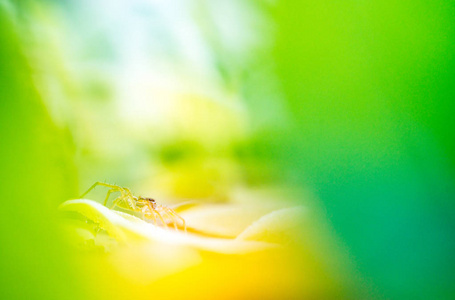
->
[150, 211, 157, 225]
[140, 206, 147, 220]
[104, 189, 113, 206]
[138, 201, 149, 218]
[153, 208, 168, 229]
[161, 208, 178, 230]
[124, 187, 133, 195]
[124, 196, 135, 210]
[103, 188, 123, 206]
[79, 182, 123, 198]
[165, 207, 186, 232]
[110, 196, 125, 210]
[122, 188, 138, 210]
[141, 202, 158, 225]
[79, 182, 100, 198]
[146, 201, 157, 225]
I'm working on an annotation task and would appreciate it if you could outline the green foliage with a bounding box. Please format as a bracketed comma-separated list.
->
[272, 1, 455, 298]
[0, 8, 86, 300]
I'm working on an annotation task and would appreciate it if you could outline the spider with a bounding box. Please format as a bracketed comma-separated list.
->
[79, 182, 186, 231]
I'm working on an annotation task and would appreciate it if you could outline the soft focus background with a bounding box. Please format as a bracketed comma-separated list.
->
[1, 0, 454, 299]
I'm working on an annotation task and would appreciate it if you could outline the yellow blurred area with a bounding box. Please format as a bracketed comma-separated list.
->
[88, 247, 339, 300]
[60, 199, 351, 299]
[170, 94, 247, 146]
[149, 157, 240, 201]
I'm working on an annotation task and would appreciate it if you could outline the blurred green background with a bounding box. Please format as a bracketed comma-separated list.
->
[272, 1, 455, 299]
[1, 0, 454, 299]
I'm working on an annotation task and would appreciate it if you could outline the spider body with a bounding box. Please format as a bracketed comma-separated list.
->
[80, 182, 186, 231]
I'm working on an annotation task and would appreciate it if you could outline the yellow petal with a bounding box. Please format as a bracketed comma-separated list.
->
[59, 199, 152, 242]
[179, 203, 282, 238]
[59, 199, 276, 254]
[109, 244, 202, 285]
[237, 206, 306, 245]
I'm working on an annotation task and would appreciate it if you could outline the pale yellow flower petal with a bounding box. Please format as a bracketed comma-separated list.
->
[237, 206, 306, 245]
[59, 199, 152, 242]
[59, 199, 277, 254]
[178, 203, 282, 238]
[109, 244, 202, 285]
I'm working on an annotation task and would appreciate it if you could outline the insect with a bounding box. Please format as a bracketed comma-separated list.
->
[80, 182, 186, 231]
